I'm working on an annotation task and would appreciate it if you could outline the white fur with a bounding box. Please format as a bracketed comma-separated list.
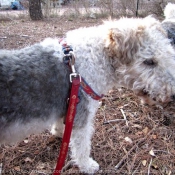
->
[164, 3, 175, 20]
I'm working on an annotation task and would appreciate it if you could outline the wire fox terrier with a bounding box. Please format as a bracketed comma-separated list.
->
[1, 16, 175, 173]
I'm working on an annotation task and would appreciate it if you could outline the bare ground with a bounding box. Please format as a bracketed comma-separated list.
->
[0, 15, 175, 175]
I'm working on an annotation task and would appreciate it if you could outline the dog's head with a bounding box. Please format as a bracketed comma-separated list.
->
[105, 16, 175, 105]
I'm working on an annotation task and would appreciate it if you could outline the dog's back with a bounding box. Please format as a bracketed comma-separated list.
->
[0, 44, 70, 144]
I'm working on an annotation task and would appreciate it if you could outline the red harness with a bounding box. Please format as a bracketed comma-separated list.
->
[53, 41, 103, 175]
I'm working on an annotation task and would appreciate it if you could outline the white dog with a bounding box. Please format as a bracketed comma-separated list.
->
[1, 16, 175, 174]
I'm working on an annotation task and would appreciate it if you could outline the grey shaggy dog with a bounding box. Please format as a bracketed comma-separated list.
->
[1, 16, 175, 174]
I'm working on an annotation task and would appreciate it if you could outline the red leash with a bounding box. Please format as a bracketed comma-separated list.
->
[53, 75, 80, 175]
[53, 41, 103, 174]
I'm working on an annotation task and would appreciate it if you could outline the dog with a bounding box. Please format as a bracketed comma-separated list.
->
[1, 16, 175, 174]
[161, 3, 175, 45]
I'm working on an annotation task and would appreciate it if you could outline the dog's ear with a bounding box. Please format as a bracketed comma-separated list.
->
[104, 17, 162, 65]
[105, 25, 145, 65]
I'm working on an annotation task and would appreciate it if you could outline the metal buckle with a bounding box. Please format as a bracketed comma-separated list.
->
[70, 73, 81, 83]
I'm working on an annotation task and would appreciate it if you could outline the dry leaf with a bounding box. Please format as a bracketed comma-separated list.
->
[136, 131, 143, 135]
[151, 163, 158, 169]
[142, 160, 147, 166]
[36, 163, 46, 169]
[132, 124, 142, 129]
[34, 150, 40, 155]
[24, 139, 29, 143]
[142, 127, 149, 135]
[149, 149, 155, 156]
[168, 170, 172, 175]
[48, 136, 56, 144]
[24, 157, 33, 163]
[14, 166, 20, 171]
[124, 137, 133, 144]
[109, 90, 115, 93]
[151, 134, 157, 139]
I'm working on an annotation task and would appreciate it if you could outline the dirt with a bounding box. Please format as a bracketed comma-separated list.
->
[0, 14, 175, 175]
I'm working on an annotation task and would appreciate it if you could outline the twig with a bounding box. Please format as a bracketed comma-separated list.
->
[103, 109, 129, 125]
[0, 37, 7, 39]
[62, 160, 73, 172]
[21, 35, 30, 38]
[103, 119, 126, 124]
[131, 161, 142, 175]
[115, 140, 141, 169]
[120, 109, 128, 126]
[115, 128, 155, 169]
[147, 158, 152, 175]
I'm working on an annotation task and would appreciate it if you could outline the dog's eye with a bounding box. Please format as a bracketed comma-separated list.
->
[143, 59, 155, 66]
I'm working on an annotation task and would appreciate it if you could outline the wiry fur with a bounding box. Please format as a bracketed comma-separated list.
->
[163, 3, 175, 20]
[1, 16, 175, 173]
[162, 3, 175, 45]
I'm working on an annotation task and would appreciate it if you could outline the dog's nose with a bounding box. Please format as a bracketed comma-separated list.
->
[171, 94, 175, 101]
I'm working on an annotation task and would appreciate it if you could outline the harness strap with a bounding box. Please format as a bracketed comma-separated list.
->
[80, 77, 103, 100]
[62, 53, 103, 99]
[53, 76, 81, 175]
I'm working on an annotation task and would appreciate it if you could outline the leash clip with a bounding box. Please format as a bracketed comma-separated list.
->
[68, 52, 81, 82]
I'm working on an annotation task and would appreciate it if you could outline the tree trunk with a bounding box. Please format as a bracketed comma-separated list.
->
[29, 0, 43, 20]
